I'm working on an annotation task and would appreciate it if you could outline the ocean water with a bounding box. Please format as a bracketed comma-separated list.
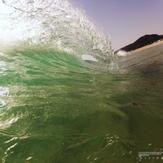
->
[0, 0, 163, 163]
[0, 46, 162, 163]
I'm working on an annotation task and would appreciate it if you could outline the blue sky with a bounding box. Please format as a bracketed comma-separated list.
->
[70, 0, 163, 49]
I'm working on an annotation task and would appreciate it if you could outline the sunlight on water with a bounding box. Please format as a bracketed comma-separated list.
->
[0, 87, 9, 97]
[0, 0, 114, 64]
[0, 47, 161, 162]
[0, 62, 7, 74]
[0, 0, 163, 163]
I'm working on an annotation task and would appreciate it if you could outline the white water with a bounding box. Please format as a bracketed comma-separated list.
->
[81, 54, 98, 62]
[0, 0, 115, 64]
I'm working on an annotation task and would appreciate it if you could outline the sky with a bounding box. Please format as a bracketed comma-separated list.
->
[70, 0, 163, 49]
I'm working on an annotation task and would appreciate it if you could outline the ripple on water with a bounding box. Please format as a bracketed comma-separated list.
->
[0, 87, 9, 97]
[0, 61, 7, 74]
[0, 87, 9, 109]
[2, 143, 18, 163]
[0, 117, 19, 129]
[26, 156, 33, 161]
[0, 100, 6, 108]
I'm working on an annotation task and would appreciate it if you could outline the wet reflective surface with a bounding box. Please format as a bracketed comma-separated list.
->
[0, 47, 162, 163]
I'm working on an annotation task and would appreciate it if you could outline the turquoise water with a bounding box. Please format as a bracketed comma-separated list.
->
[0, 46, 163, 163]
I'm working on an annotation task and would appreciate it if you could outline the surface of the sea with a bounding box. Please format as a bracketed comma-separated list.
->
[0, 46, 163, 163]
[0, 0, 163, 162]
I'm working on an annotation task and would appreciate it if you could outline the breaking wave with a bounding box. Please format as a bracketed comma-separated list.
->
[0, 0, 116, 68]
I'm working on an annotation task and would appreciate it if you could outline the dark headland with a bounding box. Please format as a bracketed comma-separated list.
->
[119, 34, 163, 52]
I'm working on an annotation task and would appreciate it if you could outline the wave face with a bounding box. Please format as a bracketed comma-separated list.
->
[0, 1, 163, 163]
[0, 46, 163, 163]
[0, 0, 115, 66]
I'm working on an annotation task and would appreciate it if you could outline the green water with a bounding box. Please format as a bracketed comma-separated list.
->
[0, 46, 163, 163]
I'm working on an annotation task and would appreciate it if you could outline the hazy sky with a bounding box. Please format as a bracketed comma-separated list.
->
[70, 0, 163, 49]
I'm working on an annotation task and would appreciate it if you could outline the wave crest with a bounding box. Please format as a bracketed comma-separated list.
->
[1, 0, 115, 64]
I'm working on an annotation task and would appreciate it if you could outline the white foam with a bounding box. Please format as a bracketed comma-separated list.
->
[0, 0, 113, 60]
[116, 50, 128, 57]
[81, 54, 98, 62]
[0, 87, 9, 96]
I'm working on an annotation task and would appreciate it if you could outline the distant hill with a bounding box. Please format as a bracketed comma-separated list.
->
[118, 34, 163, 52]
